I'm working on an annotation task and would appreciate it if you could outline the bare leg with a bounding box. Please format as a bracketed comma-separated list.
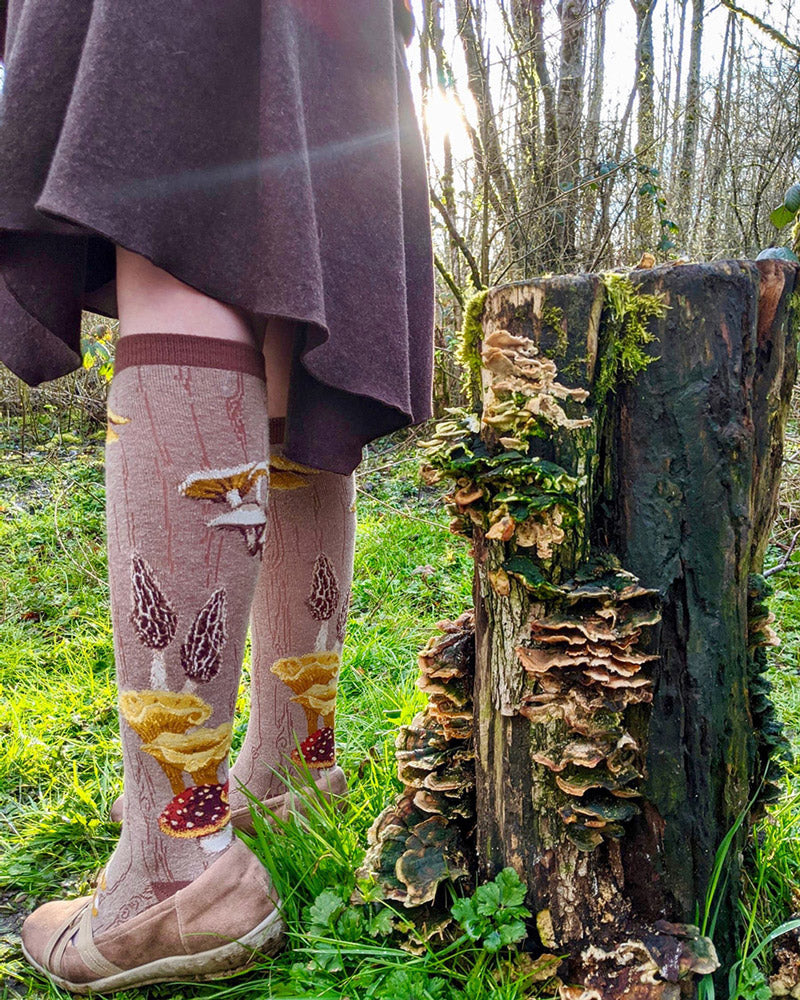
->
[116, 246, 257, 344]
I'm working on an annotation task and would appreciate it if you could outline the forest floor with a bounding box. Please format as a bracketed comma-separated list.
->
[1, 419, 799, 1000]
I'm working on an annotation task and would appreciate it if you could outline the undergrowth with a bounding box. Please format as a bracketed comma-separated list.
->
[1, 407, 800, 999]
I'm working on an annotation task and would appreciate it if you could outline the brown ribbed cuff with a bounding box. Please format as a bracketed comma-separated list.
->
[114, 333, 265, 381]
[269, 417, 286, 445]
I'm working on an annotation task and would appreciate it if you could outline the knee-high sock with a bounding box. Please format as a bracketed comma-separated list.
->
[95, 333, 269, 933]
[231, 424, 356, 800]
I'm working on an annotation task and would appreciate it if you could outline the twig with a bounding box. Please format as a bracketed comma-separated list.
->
[354, 485, 452, 533]
[52, 488, 108, 590]
[764, 528, 800, 577]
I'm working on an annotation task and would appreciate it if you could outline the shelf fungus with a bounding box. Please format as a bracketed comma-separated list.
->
[358, 611, 476, 908]
[564, 919, 719, 1000]
[517, 562, 660, 850]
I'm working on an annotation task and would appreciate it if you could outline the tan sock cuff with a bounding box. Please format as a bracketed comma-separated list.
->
[115, 334, 265, 381]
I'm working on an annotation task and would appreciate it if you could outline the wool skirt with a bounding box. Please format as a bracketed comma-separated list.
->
[0, 0, 433, 475]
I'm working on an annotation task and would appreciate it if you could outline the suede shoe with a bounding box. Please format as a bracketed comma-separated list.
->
[21, 838, 284, 994]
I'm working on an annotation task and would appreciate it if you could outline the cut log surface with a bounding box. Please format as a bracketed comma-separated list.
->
[473, 259, 799, 997]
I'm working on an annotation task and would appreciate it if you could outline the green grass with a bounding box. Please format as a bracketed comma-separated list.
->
[0, 425, 474, 999]
[3, 420, 800, 999]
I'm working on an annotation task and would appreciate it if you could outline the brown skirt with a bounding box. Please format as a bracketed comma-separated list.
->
[0, 0, 433, 475]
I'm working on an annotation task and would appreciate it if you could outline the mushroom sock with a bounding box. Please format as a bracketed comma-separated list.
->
[94, 332, 269, 935]
[230, 428, 356, 801]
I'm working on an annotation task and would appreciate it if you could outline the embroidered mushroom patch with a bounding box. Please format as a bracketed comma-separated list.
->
[178, 462, 269, 557]
[119, 689, 234, 853]
[270, 651, 340, 768]
[130, 553, 178, 688]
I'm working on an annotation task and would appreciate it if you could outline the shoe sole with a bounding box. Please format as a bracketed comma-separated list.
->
[21, 906, 285, 995]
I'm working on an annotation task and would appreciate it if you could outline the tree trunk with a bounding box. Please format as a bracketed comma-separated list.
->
[473, 259, 799, 997]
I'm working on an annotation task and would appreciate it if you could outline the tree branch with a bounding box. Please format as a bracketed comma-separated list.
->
[718, 0, 800, 54]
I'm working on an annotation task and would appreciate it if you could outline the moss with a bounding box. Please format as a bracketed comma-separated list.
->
[457, 289, 489, 406]
[541, 304, 566, 359]
[593, 273, 667, 405]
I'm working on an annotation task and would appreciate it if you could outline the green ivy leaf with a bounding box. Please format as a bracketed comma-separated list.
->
[769, 204, 796, 229]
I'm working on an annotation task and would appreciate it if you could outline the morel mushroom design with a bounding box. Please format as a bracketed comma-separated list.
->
[139, 721, 233, 795]
[129, 553, 178, 687]
[158, 781, 232, 853]
[270, 651, 339, 736]
[181, 588, 228, 684]
[306, 553, 340, 650]
[178, 462, 269, 557]
[119, 689, 213, 743]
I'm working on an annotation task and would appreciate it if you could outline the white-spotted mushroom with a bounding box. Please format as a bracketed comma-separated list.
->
[158, 782, 232, 853]
[290, 726, 336, 769]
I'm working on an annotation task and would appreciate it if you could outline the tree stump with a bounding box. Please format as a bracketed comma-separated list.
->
[470, 260, 799, 997]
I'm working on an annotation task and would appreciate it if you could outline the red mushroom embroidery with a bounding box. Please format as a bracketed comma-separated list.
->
[291, 726, 336, 769]
[129, 553, 177, 687]
[158, 781, 232, 853]
[181, 589, 228, 683]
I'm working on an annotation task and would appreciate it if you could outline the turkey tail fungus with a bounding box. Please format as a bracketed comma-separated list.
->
[413, 260, 799, 996]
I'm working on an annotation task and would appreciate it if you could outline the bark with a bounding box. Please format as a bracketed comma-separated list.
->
[473, 260, 799, 996]
[632, 0, 658, 248]
[677, 0, 704, 215]
[557, 0, 589, 266]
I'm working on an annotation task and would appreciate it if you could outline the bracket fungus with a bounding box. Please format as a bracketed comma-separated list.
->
[517, 561, 660, 850]
[556, 919, 719, 999]
[358, 612, 476, 909]
[747, 574, 792, 812]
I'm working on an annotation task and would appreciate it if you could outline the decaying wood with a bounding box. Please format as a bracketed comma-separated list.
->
[473, 259, 799, 997]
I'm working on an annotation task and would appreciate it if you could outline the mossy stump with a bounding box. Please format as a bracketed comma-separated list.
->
[471, 260, 799, 997]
